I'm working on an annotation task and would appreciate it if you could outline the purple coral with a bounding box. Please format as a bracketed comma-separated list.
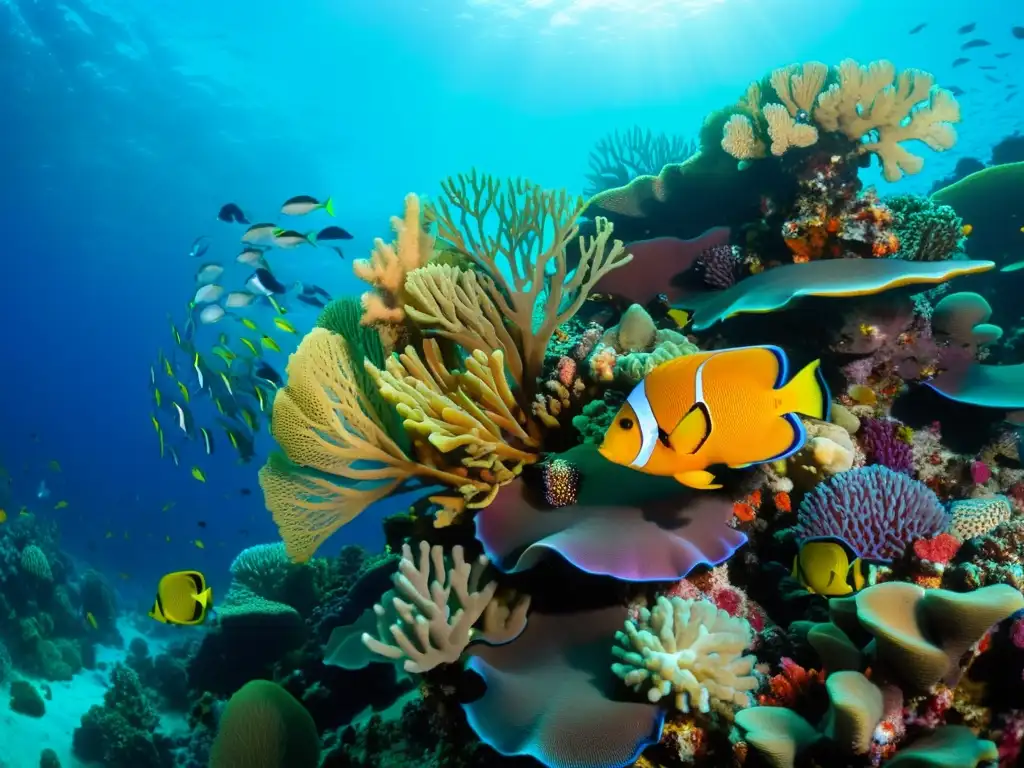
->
[695, 245, 741, 289]
[794, 465, 950, 560]
[859, 418, 915, 474]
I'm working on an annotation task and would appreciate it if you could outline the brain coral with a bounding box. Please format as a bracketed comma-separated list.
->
[794, 465, 950, 560]
[209, 680, 320, 768]
[20, 545, 53, 581]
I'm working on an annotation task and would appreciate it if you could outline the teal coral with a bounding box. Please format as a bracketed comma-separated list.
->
[676, 258, 995, 330]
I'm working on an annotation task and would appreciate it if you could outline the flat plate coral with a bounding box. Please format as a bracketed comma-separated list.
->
[925, 361, 1024, 409]
[676, 258, 995, 330]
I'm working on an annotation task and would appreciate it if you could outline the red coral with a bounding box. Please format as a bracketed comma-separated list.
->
[773, 491, 792, 514]
[757, 658, 821, 707]
[912, 533, 961, 565]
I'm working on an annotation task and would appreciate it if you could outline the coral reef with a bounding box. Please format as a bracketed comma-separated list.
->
[236, 54, 1023, 768]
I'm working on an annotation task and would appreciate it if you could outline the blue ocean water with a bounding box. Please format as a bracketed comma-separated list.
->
[0, 0, 1021, 602]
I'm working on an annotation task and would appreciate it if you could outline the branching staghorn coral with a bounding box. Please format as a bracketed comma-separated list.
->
[612, 595, 758, 716]
[429, 170, 633, 395]
[403, 263, 524, 384]
[722, 59, 960, 182]
[258, 328, 487, 562]
[367, 340, 540, 506]
[362, 541, 499, 673]
[353, 192, 433, 327]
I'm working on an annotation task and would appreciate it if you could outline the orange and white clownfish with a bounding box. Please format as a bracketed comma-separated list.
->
[598, 345, 830, 489]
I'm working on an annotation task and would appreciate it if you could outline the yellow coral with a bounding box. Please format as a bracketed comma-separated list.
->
[815, 59, 960, 182]
[367, 340, 540, 506]
[770, 61, 829, 117]
[721, 114, 766, 160]
[721, 59, 960, 181]
[430, 171, 632, 392]
[353, 193, 433, 326]
[403, 263, 524, 385]
[762, 103, 818, 156]
[258, 328, 481, 562]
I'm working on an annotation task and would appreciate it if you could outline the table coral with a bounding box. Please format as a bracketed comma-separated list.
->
[611, 595, 758, 715]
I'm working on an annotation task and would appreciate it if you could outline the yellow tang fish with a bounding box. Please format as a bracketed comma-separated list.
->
[219, 372, 234, 396]
[599, 345, 829, 489]
[164, 358, 174, 377]
[792, 537, 876, 596]
[177, 381, 190, 404]
[162, 502, 175, 512]
[254, 387, 266, 412]
[0, 508, 7, 524]
[191, 466, 206, 483]
[194, 539, 205, 550]
[151, 414, 160, 432]
[666, 309, 690, 329]
[158, 428, 165, 459]
[154, 388, 162, 407]
[85, 612, 98, 630]
[268, 295, 286, 315]
[240, 338, 259, 355]
[240, 317, 258, 331]
[261, 335, 281, 353]
[148, 570, 213, 626]
[961, 224, 973, 236]
[54, 500, 68, 510]
[272, 317, 298, 334]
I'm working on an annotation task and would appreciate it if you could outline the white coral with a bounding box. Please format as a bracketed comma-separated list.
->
[611, 596, 757, 715]
[362, 541, 498, 673]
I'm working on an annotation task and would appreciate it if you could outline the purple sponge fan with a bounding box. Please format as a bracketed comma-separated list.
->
[859, 417, 915, 474]
[793, 465, 950, 560]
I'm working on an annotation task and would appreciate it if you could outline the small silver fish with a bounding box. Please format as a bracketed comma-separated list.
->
[195, 263, 224, 284]
[225, 291, 256, 308]
[236, 248, 265, 266]
[281, 195, 334, 216]
[199, 305, 226, 324]
[194, 285, 224, 304]
[241, 223, 277, 243]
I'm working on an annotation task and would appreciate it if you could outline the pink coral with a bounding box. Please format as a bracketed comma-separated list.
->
[971, 460, 993, 485]
[665, 565, 769, 634]
[555, 356, 577, 388]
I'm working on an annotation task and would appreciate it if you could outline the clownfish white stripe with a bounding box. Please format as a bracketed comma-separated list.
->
[627, 378, 659, 468]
